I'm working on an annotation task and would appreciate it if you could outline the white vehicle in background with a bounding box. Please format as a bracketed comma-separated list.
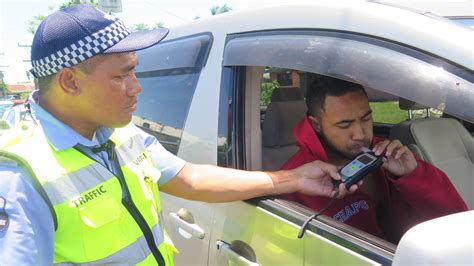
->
[0, 101, 30, 132]
[0, 100, 12, 115]
[0, 100, 13, 134]
[133, 1, 473, 265]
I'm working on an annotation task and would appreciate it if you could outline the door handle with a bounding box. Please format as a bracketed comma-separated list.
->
[216, 240, 260, 266]
[169, 208, 205, 239]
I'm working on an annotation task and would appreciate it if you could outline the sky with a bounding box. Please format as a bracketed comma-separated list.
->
[0, 0, 279, 84]
[1, 0, 471, 84]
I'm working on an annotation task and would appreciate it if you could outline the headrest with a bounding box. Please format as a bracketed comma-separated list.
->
[399, 97, 428, 110]
[262, 101, 306, 147]
[271, 87, 304, 102]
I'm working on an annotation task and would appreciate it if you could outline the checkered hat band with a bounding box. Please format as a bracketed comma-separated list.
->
[31, 19, 131, 78]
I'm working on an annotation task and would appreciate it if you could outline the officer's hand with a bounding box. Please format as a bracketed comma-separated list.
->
[372, 139, 418, 177]
[291, 160, 359, 198]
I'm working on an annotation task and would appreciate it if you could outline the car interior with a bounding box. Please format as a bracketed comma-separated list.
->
[261, 87, 306, 171]
[390, 99, 474, 208]
[243, 67, 473, 225]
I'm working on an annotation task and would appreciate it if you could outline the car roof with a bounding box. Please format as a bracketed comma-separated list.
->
[374, 0, 474, 18]
[166, 1, 473, 70]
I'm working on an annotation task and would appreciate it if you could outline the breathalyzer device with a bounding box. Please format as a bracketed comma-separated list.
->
[335, 147, 386, 189]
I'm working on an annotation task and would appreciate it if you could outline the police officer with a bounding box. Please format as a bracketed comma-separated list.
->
[0, 5, 356, 265]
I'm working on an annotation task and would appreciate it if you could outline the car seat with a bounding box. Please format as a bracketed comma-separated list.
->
[261, 87, 307, 171]
[390, 98, 474, 209]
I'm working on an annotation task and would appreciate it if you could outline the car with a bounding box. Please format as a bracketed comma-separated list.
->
[0, 101, 30, 131]
[133, 1, 473, 265]
[0, 101, 12, 116]
[0, 95, 22, 121]
[0, 100, 13, 133]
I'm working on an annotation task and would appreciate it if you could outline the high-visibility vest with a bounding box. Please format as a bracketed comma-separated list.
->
[0, 122, 176, 265]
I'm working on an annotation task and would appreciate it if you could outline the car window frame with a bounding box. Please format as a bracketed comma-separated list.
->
[134, 33, 214, 155]
[223, 29, 474, 123]
[136, 32, 213, 73]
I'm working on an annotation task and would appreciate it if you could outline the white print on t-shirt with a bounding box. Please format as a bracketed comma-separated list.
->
[333, 200, 369, 223]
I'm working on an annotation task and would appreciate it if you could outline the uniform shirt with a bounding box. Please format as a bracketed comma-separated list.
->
[0, 92, 185, 265]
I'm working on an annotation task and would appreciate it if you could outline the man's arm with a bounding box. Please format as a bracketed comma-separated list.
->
[141, 127, 355, 202]
[0, 165, 54, 265]
[372, 138, 467, 240]
[160, 161, 352, 203]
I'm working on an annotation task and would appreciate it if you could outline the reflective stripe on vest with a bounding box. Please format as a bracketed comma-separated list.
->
[55, 223, 164, 265]
[0, 123, 175, 265]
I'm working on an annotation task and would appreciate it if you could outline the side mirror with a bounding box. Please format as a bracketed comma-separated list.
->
[393, 211, 473, 265]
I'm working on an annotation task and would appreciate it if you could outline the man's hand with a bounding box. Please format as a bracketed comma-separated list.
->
[286, 160, 359, 198]
[372, 139, 418, 177]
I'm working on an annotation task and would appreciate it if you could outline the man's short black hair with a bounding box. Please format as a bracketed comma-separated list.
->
[306, 76, 367, 117]
[37, 75, 55, 96]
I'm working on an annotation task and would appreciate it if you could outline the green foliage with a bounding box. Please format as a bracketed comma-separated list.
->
[370, 101, 442, 124]
[28, 14, 46, 34]
[19, 92, 30, 100]
[131, 23, 150, 31]
[131, 22, 166, 32]
[369, 101, 408, 124]
[210, 4, 232, 15]
[260, 80, 279, 106]
[28, 1, 97, 35]
[0, 120, 10, 130]
[154, 22, 165, 29]
[0, 80, 8, 97]
[60, 0, 97, 9]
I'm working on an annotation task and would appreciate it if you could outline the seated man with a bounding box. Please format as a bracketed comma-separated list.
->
[281, 76, 467, 243]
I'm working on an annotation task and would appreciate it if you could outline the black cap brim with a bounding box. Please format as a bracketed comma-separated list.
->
[104, 28, 169, 54]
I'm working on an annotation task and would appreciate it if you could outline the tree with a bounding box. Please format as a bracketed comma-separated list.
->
[131, 22, 166, 32]
[28, 0, 163, 35]
[210, 4, 232, 15]
[131, 23, 150, 32]
[59, 0, 97, 9]
[0, 79, 9, 98]
[260, 80, 279, 106]
[153, 22, 165, 29]
[27, 0, 98, 35]
[28, 14, 47, 35]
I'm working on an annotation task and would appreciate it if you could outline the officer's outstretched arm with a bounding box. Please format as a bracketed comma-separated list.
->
[160, 161, 355, 203]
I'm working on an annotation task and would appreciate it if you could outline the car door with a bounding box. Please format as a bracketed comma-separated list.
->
[209, 28, 472, 265]
[135, 33, 216, 266]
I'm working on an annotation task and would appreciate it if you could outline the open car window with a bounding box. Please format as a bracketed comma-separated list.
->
[224, 31, 473, 123]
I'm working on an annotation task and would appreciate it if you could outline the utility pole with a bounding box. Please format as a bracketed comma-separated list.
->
[0, 52, 5, 66]
[17, 44, 32, 81]
[0, 62, 9, 97]
[98, 0, 122, 13]
[0, 52, 9, 96]
[18, 43, 31, 63]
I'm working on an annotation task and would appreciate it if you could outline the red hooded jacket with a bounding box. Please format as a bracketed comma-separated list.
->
[281, 116, 468, 243]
